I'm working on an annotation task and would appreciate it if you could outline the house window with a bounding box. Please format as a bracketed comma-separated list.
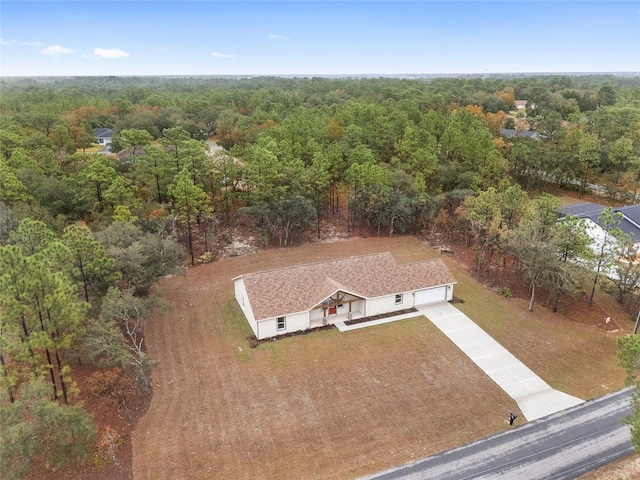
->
[277, 316, 286, 331]
[395, 294, 403, 305]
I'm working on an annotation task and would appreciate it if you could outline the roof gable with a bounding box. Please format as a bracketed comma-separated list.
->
[236, 252, 456, 321]
[616, 205, 640, 228]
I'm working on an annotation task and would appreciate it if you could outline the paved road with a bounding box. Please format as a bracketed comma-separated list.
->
[360, 387, 635, 480]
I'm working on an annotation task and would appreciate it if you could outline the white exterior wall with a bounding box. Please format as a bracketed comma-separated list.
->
[234, 278, 258, 337]
[351, 299, 365, 315]
[367, 286, 454, 315]
[309, 308, 324, 322]
[257, 311, 309, 340]
[335, 303, 349, 315]
[445, 284, 454, 302]
[365, 293, 409, 316]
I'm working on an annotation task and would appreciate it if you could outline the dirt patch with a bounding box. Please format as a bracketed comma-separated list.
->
[24, 366, 150, 480]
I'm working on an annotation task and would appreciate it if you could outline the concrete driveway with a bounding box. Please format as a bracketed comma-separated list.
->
[418, 302, 584, 421]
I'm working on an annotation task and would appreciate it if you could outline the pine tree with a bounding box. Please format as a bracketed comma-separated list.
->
[168, 167, 208, 265]
[62, 224, 118, 304]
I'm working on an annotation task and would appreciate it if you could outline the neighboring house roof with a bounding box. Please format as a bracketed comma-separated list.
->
[615, 205, 640, 228]
[235, 252, 456, 321]
[93, 128, 113, 138]
[583, 213, 640, 253]
[612, 205, 640, 241]
[515, 100, 527, 109]
[518, 131, 541, 139]
[560, 202, 640, 243]
[499, 129, 541, 139]
[558, 202, 606, 218]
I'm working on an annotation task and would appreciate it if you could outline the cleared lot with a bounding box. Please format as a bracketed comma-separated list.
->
[132, 236, 625, 479]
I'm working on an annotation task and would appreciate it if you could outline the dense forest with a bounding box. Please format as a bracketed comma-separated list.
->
[1, 74, 640, 477]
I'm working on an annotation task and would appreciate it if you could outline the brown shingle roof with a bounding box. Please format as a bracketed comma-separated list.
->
[235, 252, 456, 321]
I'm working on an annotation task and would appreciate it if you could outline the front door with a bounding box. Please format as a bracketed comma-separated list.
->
[329, 306, 337, 315]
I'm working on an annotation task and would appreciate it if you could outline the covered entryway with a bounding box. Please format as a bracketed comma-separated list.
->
[309, 291, 365, 328]
[414, 286, 447, 306]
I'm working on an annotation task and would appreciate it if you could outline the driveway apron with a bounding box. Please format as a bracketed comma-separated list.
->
[419, 303, 584, 421]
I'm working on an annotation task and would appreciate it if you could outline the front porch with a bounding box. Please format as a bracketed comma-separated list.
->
[309, 310, 364, 328]
[309, 290, 366, 329]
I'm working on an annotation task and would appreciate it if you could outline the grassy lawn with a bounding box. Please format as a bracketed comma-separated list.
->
[132, 236, 627, 480]
[450, 265, 626, 399]
[83, 143, 107, 153]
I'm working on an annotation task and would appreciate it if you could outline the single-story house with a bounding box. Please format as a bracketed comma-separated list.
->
[233, 252, 456, 340]
[93, 128, 113, 145]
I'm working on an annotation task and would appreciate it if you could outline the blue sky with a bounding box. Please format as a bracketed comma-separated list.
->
[1, 1, 638, 76]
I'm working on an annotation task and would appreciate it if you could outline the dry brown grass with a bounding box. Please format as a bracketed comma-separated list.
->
[132, 236, 628, 480]
[577, 454, 640, 480]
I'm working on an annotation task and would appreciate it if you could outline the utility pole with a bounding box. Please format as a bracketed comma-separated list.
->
[634, 308, 640, 335]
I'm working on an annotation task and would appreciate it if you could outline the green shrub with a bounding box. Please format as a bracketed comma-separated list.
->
[199, 251, 215, 263]
[499, 287, 512, 298]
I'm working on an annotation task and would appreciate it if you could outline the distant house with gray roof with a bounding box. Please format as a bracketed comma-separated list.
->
[499, 129, 543, 140]
[93, 128, 112, 146]
[233, 252, 456, 340]
[559, 202, 640, 253]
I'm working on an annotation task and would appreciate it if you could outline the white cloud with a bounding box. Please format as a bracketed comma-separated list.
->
[0, 38, 9, 45]
[42, 44, 74, 55]
[92, 48, 130, 59]
[268, 34, 290, 41]
[22, 41, 45, 47]
[211, 51, 235, 58]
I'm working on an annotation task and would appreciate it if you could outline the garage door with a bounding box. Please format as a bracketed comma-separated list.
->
[414, 286, 447, 305]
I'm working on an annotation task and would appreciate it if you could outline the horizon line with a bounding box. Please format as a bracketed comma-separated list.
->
[2, 71, 640, 79]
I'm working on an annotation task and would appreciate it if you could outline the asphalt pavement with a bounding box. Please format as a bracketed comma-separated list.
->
[359, 387, 635, 480]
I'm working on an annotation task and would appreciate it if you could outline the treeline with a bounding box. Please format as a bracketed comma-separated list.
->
[2, 75, 639, 241]
[1, 74, 639, 283]
[0, 217, 183, 477]
[459, 187, 640, 312]
[1, 74, 640, 474]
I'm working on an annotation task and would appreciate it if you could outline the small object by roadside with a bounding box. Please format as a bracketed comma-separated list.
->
[509, 412, 518, 425]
